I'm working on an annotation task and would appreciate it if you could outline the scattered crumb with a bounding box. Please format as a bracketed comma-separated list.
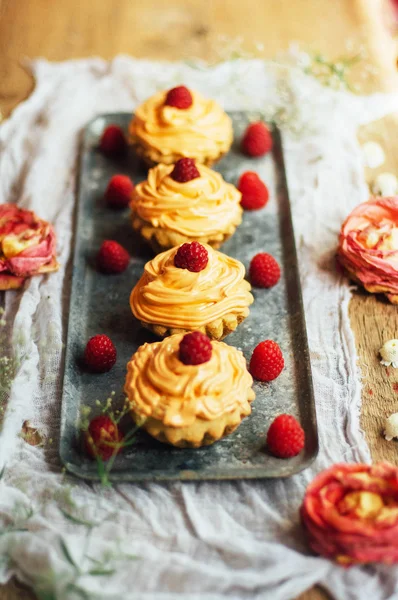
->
[384, 412, 398, 441]
[20, 420, 43, 446]
[372, 172, 398, 196]
[379, 339, 398, 368]
[362, 141, 385, 169]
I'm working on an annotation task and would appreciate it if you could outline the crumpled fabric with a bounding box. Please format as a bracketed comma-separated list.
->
[0, 56, 398, 600]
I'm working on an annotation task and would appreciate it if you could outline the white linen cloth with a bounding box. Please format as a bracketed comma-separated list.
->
[0, 56, 398, 600]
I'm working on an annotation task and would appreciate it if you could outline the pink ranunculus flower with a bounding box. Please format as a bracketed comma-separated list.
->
[301, 462, 398, 566]
[0, 204, 59, 290]
[337, 196, 398, 303]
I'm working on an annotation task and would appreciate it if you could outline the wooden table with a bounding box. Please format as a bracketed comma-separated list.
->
[0, 1, 397, 599]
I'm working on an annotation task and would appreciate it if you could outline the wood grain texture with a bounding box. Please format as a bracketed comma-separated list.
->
[354, 111, 398, 463]
[0, 580, 35, 600]
[0, 1, 397, 600]
[0, 0, 396, 118]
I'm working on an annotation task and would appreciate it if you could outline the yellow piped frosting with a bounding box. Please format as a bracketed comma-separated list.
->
[130, 163, 242, 238]
[129, 90, 233, 164]
[130, 243, 253, 330]
[124, 334, 255, 427]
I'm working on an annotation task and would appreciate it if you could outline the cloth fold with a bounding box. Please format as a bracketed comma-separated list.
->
[1, 56, 398, 600]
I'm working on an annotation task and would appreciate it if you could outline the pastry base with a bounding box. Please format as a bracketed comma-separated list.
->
[0, 274, 25, 290]
[386, 293, 398, 305]
[139, 311, 249, 341]
[129, 139, 226, 168]
[0, 260, 59, 291]
[341, 263, 398, 305]
[131, 212, 235, 253]
[132, 399, 254, 448]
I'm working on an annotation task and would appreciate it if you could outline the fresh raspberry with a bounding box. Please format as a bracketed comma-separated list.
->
[105, 175, 134, 209]
[249, 253, 281, 288]
[238, 172, 269, 210]
[249, 340, 284, 382]
[170, 158, 200, 183]
[85, 415, 123, 461]
[179, 331, 212, 365]
[266, 414, 305, 458]
[165, 85, 193, 109]
[241, 121, 273, 157]
[99, 125, 127, 156]
[97, 240, 130, 274]
[174, 242, 209, 272]
[84, 334, 117, 373]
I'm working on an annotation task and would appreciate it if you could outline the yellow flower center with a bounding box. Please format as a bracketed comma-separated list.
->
[357, 223, 398, 251]
[340, 491, 384, 519]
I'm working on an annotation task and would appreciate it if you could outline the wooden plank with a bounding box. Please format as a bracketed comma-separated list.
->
[354, 112, 398, 464]
[1, 0, 396, 118]
[0, 580, 35, 600]
[0, 2, 397, 600]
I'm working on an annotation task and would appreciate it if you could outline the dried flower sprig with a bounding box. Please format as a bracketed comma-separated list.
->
[302, 51, 363, 92]
[0, 472, 139, 598]
[181, 40, 372, 137]
[184, 36, 373, 95]
[80, 393, 143, 487]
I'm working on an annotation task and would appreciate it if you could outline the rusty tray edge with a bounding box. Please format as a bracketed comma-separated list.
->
[59, 112, 318, 483]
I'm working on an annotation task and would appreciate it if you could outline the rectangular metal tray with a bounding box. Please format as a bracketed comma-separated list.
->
[60, 112, 318, 482]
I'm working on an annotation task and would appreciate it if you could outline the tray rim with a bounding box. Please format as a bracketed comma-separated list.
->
[59, 111, 319, 483]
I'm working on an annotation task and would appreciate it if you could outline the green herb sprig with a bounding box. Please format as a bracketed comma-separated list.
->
[80, 394, 143, 487]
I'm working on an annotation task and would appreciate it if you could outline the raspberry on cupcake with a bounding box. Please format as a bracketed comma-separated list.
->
[174, 242, 209, 272]
[128, 87, 233, 166]
[165, 85, 193, 109]
[130, 160, 242, 253]
[130, 242, 253, 340]
[124, 333, 255, 448]
[179, 331, 212, 365]
[170, 158, 200, 183]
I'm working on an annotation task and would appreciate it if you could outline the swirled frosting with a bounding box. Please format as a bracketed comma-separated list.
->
[125, 334, 254, 426]
[337, 197, 398, 297]
[129, 90, 233, 163]
[130, 243, 253, 329]
[131, 163, 242, 237]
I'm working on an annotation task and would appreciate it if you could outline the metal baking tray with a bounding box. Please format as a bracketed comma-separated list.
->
[60, 112, 318, 482]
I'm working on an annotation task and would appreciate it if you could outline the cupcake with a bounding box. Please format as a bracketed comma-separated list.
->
[130, 242, 253, 340]
[0, 204, 59, 290]
[337, 197, 398, 303]
[130, 158, 242, 252]
[128, 85, 233, 166]
[124, 332, 255, 448]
